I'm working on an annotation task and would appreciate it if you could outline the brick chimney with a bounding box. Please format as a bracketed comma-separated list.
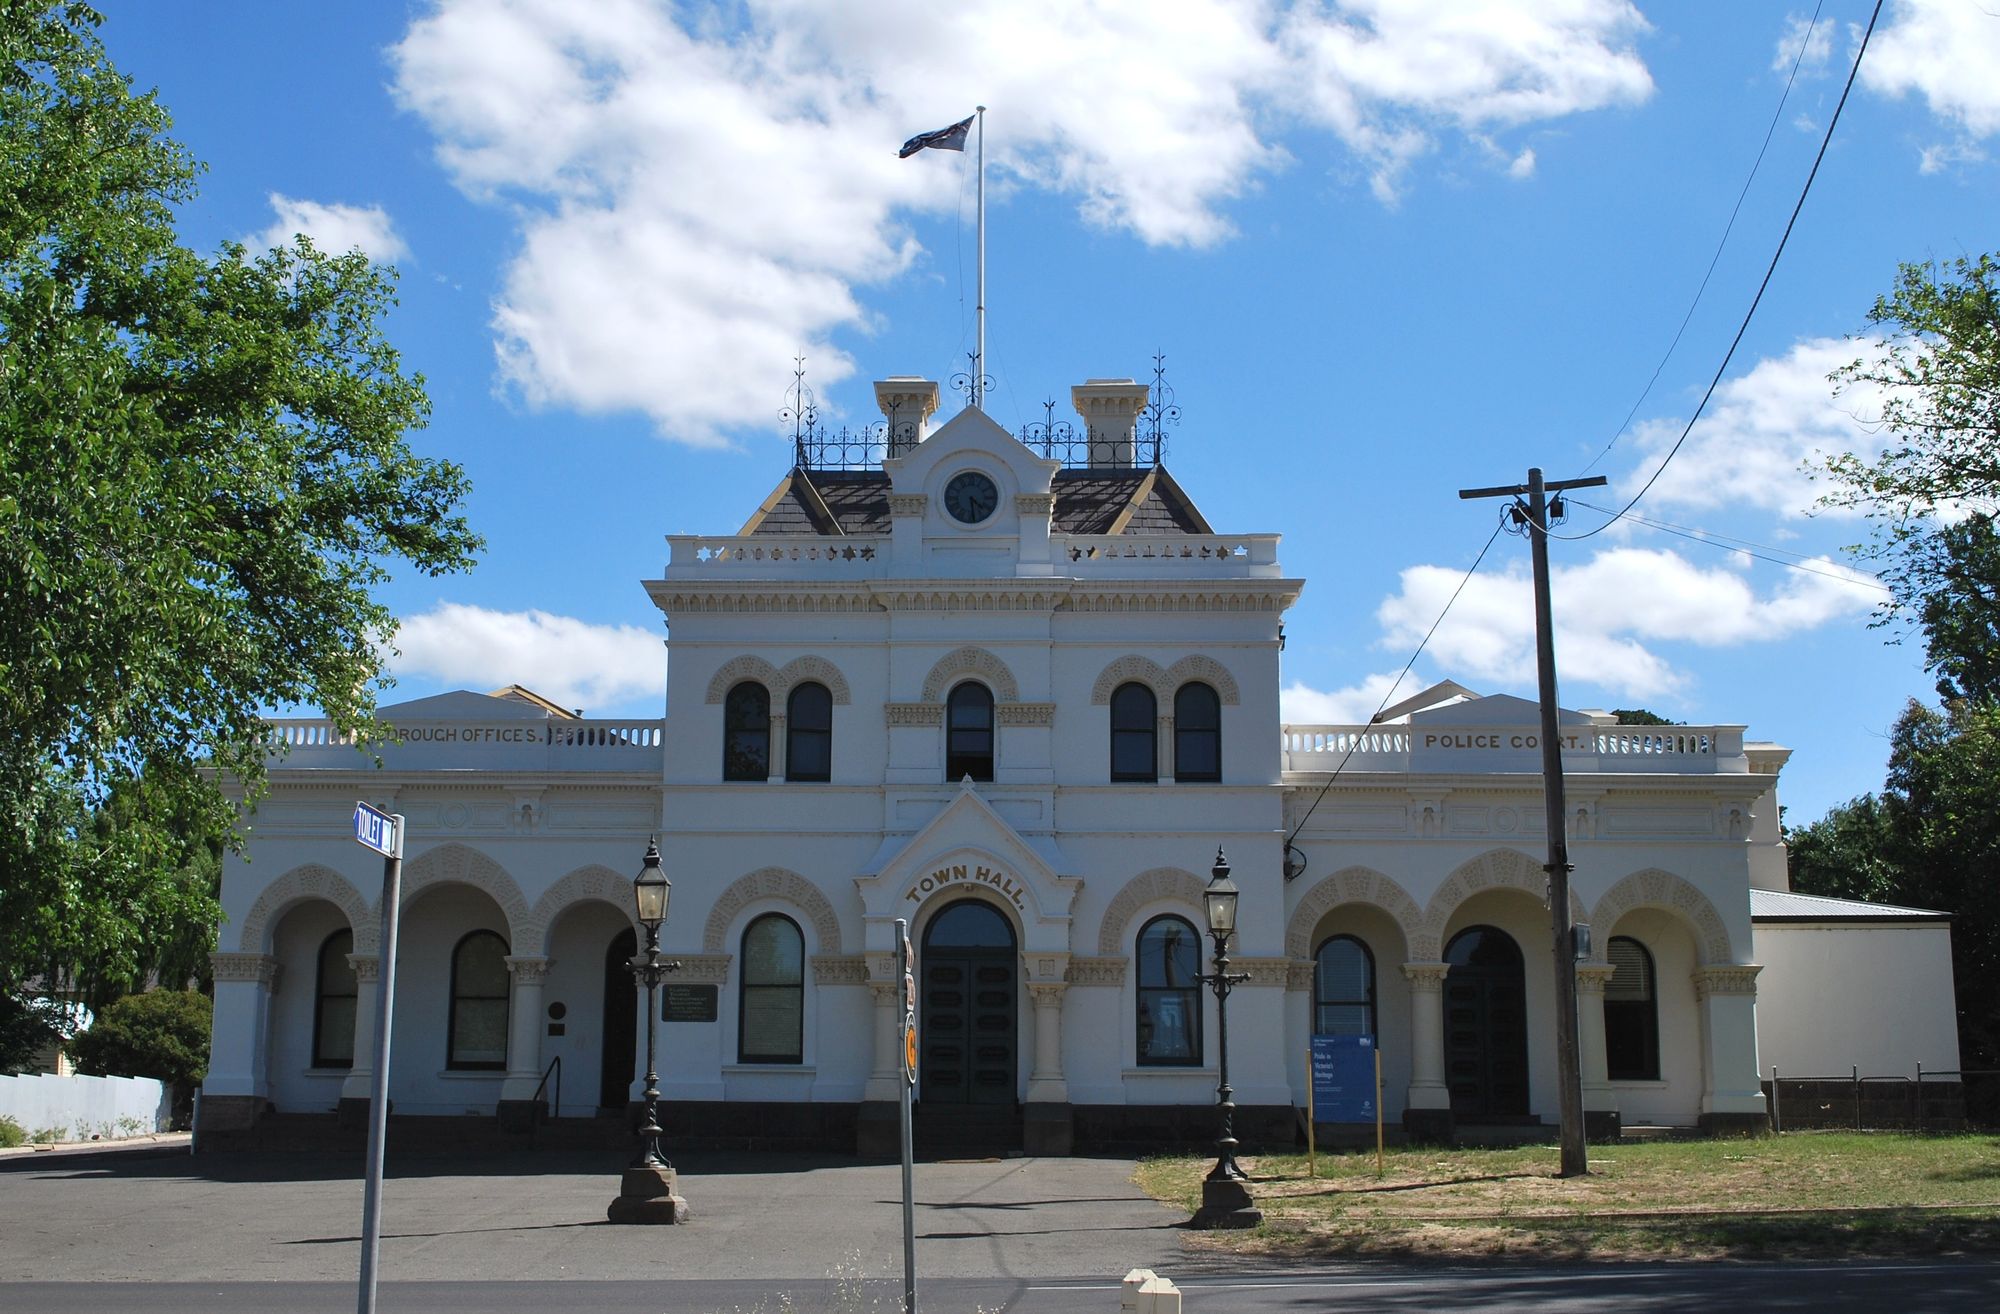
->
[875, 377, 940, 458]
[1070, 378, 1150, 467]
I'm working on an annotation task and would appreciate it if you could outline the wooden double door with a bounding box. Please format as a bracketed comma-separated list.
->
[1443, 924, 1530, 1118]
[919, 900, 1018, 1106]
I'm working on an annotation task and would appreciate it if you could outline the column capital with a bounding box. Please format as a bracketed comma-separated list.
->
[347, 953, 382, 984]
[1575, 964, 1616, 994]
[1401, 961, 1450, 989]
[1027, 981, 1068, 1006]
[505, 955, 553, 985]
[1692, 964, 1762, 1000]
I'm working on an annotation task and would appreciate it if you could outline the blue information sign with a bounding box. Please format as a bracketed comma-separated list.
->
[352, 802, 400, 858]
[1310, 1034, 1377, 1122]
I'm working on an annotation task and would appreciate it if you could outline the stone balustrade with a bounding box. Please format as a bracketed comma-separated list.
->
[1281, 722, 1747, 774]
[264, 718, 664, 771]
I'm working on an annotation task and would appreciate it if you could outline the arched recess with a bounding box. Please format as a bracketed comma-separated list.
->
[1589, 868, 1735, 965]
[703, 867, 843, 955]
[1284, 866, 1423, 960]
[920, 648, 1019, 703]
[1413, 848, 1586, 961]
[777, 656, 852, 704]
[237, 864, 373, 954]
[1165, 655, 1240, 705]
[1090, 656, 1167, 705]
[1097, 867, 1207, 956]
[520, 864, 639, 957]
[706, 656, 781, 704]
[396, 843, 532, 948]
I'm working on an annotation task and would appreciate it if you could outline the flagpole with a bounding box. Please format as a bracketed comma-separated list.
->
[975, 104, 986, 410]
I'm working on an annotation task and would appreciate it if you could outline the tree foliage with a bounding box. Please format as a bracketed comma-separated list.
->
[0, 5, 479, 996]
[1788, 700, 2000, 1071]
[1820, 255, 2000, 656]
[69, 987, 210, 1125]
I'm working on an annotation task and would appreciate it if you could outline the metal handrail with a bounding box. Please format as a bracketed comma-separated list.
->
[530, 1054, 561, 1122]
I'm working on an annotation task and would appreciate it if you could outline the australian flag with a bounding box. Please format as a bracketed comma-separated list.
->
[898, 114, 974, 158]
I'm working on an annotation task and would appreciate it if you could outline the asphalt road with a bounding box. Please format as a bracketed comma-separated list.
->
[3, 1143, 1998, 1311]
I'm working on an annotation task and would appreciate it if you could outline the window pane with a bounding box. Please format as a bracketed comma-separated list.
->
[744, 916, 804, 985]
[317, 1000, 356, 1067]
[319, 932, 357, 993]
[725, 682, 770, 780]
[741, 986, 802, 1061]
[1138, 988, 1199, 1062]
[947, 684, 994, 780]
[1607, 937, 1654, 1001]
[455, 935, 510, 995]
[786, 683, 832, 781]
[1138, 918, 1198, 988]
[1315, 936, 1375, 1037]
[451, 1000, 509, 1065]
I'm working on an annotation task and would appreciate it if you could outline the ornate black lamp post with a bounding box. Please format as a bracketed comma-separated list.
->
[1191, 847, 1262, 1229]
[607, 837, 689, 1224]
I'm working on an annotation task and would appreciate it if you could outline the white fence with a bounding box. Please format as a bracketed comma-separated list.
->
[0, 1072, 169, 1140]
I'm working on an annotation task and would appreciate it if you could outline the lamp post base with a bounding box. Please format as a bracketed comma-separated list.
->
[607, 1164, 690, 1225]
[1189, 1176, 1262, 1230]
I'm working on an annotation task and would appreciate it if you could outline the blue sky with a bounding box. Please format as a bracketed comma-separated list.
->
[95, 1, 1999, 826]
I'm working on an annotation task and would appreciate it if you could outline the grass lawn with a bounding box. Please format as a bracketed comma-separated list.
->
[1134, 1133, 2000, 1261]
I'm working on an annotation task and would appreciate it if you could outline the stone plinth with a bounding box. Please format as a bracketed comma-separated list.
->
[607, 1164, 690, 1225]
[1188, 1175, 1262, 1230]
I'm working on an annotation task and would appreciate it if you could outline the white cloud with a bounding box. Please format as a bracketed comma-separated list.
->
[1774, 11, 1834, 76]
[1507, 147, 1538, 179]
[1863, 0, 2000, 139]
[390, 0, 1655, 443]
[1280, 672, 1426, 724]
[248, 194, 409, 262]
[1615, 336, 1896, 520]
[1374, 547, 1878, 700]
[390, 603, 663, 715]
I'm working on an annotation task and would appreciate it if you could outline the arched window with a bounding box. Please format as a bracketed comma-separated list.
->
[739, 914, 805, 1064]
[723, 681, 770, 781]
[786, 682, 832, 782]
[1173, 682, 1221, 782]
[313, 928, 357, 1068]
[1604, 936, 1660, 1081]
[1136, 915, 1202, 1065]
[946, 682, 994, 781]
[1314, 935, 1375, 1036]
[447, 930, 511, 1070]
[1110, 682, 1157, 782]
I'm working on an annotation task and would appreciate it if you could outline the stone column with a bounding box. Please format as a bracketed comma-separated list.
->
[1693, 965, 1768, 1135]
[338, 954, 381, 1116]
[1402, 961, 1453, 1142]
[769, 712, 788, 780]
[201, 953, 280, 1131]
[857, 951, 904, 1156]
[1024, 981, 1073, 1154]
[498, 955, 552, 1128]
[1576, 964, 1619, 1140]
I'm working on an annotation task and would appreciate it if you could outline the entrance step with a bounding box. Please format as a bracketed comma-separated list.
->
[1454, 1119, 1551, 1147]
[913, 1104, 1022, 1158]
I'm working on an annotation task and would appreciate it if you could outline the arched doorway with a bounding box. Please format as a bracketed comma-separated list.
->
[919, 900, 1017, 1107]
[599, 927, 638, 1111]
[1444, 925, 1529, 1117]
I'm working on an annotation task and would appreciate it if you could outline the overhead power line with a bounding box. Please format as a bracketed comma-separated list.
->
[1583, 0, 1827, 476]
[1564, 0, 1887, 542]
[1566, 498, 1892, 595]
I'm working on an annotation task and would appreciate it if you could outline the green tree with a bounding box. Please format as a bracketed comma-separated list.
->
[1788, 701, 2000, 1077]
[0, 5, 479, 999]
[1820, 255, 2000, 654]
[68, 988, 210, 1126]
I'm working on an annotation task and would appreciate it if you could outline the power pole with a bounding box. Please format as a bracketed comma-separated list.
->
[1458, 467, 1605, 1179]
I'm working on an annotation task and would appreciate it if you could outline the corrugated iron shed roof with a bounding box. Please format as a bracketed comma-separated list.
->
[1750, 889, 1948, 921]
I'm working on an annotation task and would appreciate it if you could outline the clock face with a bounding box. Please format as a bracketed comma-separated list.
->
[943, 470, 1000, 525]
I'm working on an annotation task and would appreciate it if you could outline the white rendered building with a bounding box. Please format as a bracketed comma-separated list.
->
[199, 377, 1957, 1152]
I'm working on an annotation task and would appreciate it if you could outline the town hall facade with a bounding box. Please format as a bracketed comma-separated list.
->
[198, 376, 1959, 1153]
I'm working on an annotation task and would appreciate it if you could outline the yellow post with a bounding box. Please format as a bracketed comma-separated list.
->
[1374, 1047, 1385, 1178]
[1306, 1040, 1317, 1178]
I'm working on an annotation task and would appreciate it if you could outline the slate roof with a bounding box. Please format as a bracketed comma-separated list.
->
[741, 466, 1210, 536]
[1749, 889, 1948, 922]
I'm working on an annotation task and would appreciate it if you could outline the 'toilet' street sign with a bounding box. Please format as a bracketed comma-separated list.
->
[352, 801, 401, 858]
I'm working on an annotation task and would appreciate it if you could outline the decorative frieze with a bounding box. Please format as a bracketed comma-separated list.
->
[811, 955, 869, 985]
[1285, 959, 1314, 991]
[670, 954, 732, 986]
[211, 953, 281, 987]
[1234, 957, 1289, 988]
[997, 702, 1055, 726]
[888, 494, 928, 518]
[1065, 956, 1127, 986]
[886, 702, 944, 727]
[1014, 493, 1055, 516]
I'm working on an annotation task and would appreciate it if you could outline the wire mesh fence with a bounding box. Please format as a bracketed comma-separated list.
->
[1765, 1065, 2000, 1133]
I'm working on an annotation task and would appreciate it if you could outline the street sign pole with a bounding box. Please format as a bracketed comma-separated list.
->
[353, 803, 405, 1314]
[896, 918, 917, 1313]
